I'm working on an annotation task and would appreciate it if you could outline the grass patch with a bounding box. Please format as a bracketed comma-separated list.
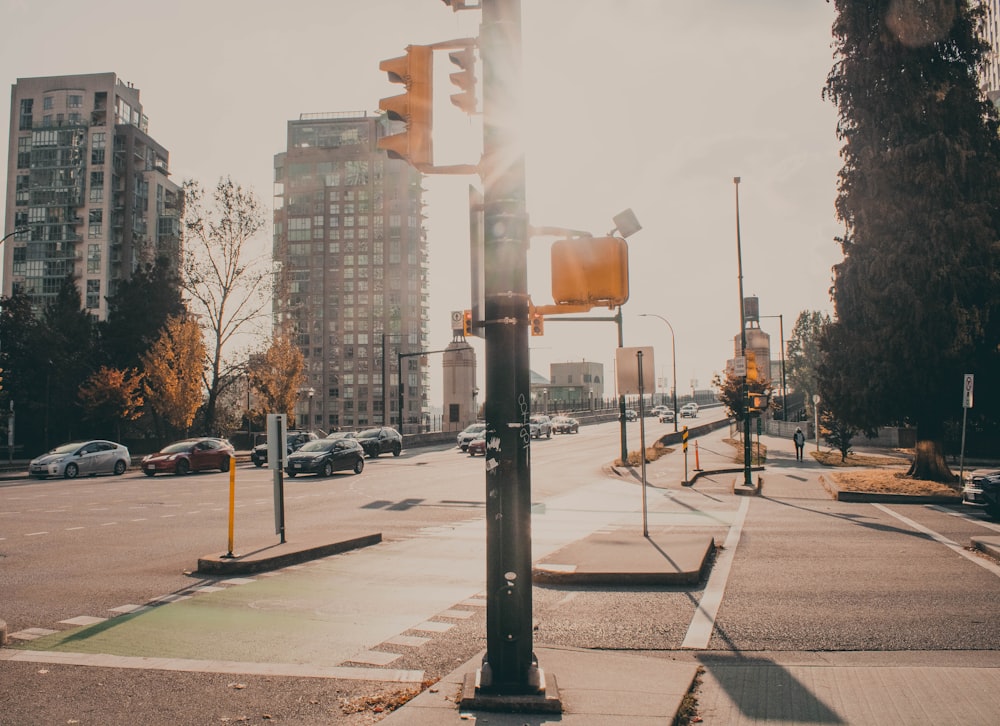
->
[722, 437, 767, 465]
[829, 469, 960, 496]
[811, 450, 911, 467]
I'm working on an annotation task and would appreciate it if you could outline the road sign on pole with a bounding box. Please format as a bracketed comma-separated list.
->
[963, 373, 974, 409]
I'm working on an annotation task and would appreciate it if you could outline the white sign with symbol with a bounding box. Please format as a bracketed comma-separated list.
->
[963, 374, 974, 409]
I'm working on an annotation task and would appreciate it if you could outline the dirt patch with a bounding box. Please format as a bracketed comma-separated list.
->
[811, 450, 911, 468]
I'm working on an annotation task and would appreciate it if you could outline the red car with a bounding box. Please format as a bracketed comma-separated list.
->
[467, 432, 487, 457]
[142, 437, 235, 476]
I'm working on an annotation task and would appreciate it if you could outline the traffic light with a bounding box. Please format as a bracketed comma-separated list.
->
[448, 43, 478, 114]
[747, 392, 766, 411]
[463, 309, 473, 337]
[530, 313, 544, 336]
[745, 350, 759, 382]
[378, 45, 433, 169]
[551, 236, 629, 307]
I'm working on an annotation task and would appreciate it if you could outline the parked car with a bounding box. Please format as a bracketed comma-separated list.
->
[326, 430, 358, 441]
[659, 409, 676, 423]
[285, 438, 365, 477]
[467, 431, 488, 457]
[29, 439, 131, 480]
[142, 437, 235, 476]
[457, 423, 487, 451]
[529, 414, 552, 439]
[551, 415, 579, 434]
[251, 430, 319, 467]
[963, 469, 1000, 519]
[355, 426, 403, 458]
[680, 403, 699, 418]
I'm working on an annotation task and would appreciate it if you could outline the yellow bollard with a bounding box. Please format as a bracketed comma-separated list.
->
[226, 455, 236, 558]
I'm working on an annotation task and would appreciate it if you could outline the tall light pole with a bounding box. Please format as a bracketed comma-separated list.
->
[734, 177, 752, 488]
[760, 314, 786, 420]
[639, 313, 678, 432]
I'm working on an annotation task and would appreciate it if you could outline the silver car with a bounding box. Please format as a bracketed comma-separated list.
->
[29, 440, 131, 479]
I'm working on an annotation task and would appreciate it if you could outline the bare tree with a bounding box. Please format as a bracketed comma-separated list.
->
[182, 177, 270, 434]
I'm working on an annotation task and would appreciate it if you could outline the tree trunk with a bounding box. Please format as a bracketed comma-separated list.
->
[906, 439, 955, 483]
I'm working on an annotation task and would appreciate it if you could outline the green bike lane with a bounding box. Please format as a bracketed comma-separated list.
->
[7, 470, 733, 679]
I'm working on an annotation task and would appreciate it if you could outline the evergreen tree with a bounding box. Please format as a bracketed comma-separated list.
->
[41, 275, 97, 446]
[99, 257, 186, 370]
[786, 311, 830, 419]
[822, 0, 1000, 481]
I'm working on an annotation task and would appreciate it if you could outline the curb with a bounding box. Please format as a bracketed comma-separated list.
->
[971, 535, 1000, 560]
[835, 491, 962, 504]
[196, 532, 382, 575]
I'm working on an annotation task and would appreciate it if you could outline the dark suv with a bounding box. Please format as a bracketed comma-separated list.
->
[963, 469, 1000, 520]
[355, 427, 403, 458]
[250, 430, 318, 467]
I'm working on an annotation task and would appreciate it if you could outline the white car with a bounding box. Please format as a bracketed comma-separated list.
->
[659, 409, 676, 423]
[30, 440, 131, 479]
[457, 423, 486, 451]
[680, 403, 699, 418]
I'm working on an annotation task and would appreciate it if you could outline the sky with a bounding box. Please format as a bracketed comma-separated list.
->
[0, 0, 843, 405]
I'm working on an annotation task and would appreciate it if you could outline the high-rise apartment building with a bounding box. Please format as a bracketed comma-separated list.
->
[981, 1, 1000, 100]
[3, 73, 182, 318]
[273, 112, 429, 432]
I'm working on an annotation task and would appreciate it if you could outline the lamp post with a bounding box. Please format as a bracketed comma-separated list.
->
[734, 177, 753, 488]
[760, 314, 787, 420]
[306, 387, 315, 430]
[472, 387, 480, 422]
[639, 313, 678, 433]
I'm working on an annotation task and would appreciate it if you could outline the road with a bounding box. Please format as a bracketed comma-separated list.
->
[1, 417, 660, 637]
[4, 416, 1000, 724]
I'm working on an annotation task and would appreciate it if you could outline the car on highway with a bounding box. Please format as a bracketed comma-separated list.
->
[551, 415, 579, 434]
[141, 437, 235, 476]
[250, 430, 319, 467]
[467, 431, 488, 456]
[622, 409, 638, 422]
[355, 426, 403, 458]
[29, 439, 131, 480]
[658, 409, 676, 423]
[680, 403, 699, 418]
[963, 469, 1000, 519]
[529, 414, 552, 438]
[285, 438, 365, 477]
[457, 422, 487, 451]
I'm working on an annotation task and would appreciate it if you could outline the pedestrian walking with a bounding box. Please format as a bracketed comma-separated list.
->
[793, 427, 805, 461]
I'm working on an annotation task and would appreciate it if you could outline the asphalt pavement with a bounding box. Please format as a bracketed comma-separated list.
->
[4, 423, 1000, 724]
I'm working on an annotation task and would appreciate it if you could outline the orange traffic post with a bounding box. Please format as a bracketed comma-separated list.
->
[694, 440, 703, 471]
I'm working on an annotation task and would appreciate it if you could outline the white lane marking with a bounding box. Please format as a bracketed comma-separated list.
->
[874, 504, 1000, 578]
[25, 531, 48, 536]
[65, 527, 84, 531]
[927, 504, 1000, 533]
[681, 495, 749, 649]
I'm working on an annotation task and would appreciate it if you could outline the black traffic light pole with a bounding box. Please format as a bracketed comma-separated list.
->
[473, 0, 553, 705]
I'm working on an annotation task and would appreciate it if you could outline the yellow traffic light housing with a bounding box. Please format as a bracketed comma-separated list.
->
[530, 313, 544, 336]
[551, 236, 629, 307]
[378, 45, 434, 169]
[448, 43, 478, 114]
[745, 350, 759, 382]
[463, 309, 473, 337]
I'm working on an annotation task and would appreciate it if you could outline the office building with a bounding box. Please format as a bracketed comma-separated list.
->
[273, 112, 429, 432]
[3, 73, 182, 318]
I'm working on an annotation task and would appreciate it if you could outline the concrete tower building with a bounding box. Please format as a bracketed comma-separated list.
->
[273, 112, 429, 433]
[3, 73, 182, 318]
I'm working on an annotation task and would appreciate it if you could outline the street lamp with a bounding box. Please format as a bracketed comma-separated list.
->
[760, 314, 787, 420]
[734, 177, 753, 488]
[307, 387, 315, 429]
[639, 313, 678, 433]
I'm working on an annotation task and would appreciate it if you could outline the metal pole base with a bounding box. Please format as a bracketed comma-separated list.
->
[459, 666, 562, 714]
